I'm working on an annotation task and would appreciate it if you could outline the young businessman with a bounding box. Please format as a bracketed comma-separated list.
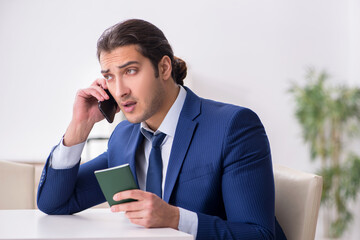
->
[37, 19, 287, 240]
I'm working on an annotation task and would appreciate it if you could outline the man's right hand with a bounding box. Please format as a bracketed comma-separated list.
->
[63, 78, 112, 146]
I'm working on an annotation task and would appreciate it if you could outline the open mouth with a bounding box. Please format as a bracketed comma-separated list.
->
[122, 101, 137, 113]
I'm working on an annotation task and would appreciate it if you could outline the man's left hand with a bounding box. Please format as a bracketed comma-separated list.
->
[111, 190, 180, 229]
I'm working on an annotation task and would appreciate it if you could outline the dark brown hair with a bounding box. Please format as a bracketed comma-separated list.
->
[97, 19, 187, 86]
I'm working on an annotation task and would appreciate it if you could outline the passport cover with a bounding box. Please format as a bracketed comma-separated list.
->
[94, 163, 138, 206]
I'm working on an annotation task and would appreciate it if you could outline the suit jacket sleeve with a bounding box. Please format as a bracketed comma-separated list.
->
[196, 108, 277, 239]
[37, 149, 108, 214]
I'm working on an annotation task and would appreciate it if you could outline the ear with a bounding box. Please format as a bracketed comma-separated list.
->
[158, 55, 172, 81]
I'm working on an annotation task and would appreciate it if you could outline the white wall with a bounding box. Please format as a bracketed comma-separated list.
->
[0, 0, 359, 238]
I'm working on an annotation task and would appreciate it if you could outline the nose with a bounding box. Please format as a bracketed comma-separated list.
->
[115, 77, 130, 99]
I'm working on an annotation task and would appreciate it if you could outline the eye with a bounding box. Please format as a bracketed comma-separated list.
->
[104, 75, 113, 81]
[126, 69, 137, 75]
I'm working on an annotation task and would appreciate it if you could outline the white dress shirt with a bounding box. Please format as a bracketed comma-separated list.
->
[51, 86, 198, 238]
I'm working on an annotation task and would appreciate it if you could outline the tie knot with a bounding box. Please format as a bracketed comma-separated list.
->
[151, 132, 166, 148]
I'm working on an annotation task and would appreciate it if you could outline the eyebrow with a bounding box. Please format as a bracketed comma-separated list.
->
[101, 61, 140, 74]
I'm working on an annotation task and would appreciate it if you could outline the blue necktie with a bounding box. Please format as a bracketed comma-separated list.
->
[146, 132, 166, 198]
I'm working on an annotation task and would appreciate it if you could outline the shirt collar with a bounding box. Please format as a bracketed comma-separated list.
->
[140, 85, 187, 139]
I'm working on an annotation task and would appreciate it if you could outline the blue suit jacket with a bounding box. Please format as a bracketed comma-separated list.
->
[37, 87, 286, 239]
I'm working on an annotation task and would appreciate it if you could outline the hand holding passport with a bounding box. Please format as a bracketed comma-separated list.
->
[94, 163, 139, 206]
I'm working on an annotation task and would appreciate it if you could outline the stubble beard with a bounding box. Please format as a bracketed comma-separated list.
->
[124, 81, 166, 125]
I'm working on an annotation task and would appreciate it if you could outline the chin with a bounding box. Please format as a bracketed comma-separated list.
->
[123, 114, 143, 124]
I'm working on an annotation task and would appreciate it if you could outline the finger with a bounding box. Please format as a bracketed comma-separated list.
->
[113, 189, 149, 202]
[125, 210, 146, 219]
[88, 84, 112, 101]
[88, 79, 110, 100]
[111, 200, 145, 212]
[91, 84, 111, 100]
[91, 78, 108, 89]
[79, 87, 106, 101]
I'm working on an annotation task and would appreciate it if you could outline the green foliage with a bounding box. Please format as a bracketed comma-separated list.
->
[289, 68, 330, 161]
[289, 68, 360, 238]
[317, 155, 360, 237]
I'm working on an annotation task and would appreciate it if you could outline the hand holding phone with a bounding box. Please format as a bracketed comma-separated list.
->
[98, 89, 118, 123]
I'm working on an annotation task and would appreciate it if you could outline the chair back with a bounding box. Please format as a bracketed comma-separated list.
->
[0, 160, 35, 209]
[274, 164, 323, 240]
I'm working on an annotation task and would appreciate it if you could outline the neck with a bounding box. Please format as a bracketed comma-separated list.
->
[145, 83, 180, 131]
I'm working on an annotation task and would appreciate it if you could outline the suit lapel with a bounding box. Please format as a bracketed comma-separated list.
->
[163, 87, 201, 202]
[123, 124, 143, 188]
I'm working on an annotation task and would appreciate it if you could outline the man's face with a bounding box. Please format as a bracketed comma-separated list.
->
[99, 45, 167, 129]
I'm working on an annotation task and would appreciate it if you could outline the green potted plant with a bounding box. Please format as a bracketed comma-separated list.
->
[289, 67, 360, 238]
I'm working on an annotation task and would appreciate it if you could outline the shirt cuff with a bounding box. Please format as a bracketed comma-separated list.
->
[178, 207, 198, 239]
[50, 137, 85, 169]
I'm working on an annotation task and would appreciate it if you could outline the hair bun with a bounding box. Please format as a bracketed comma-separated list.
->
[172, 56, 187, 86]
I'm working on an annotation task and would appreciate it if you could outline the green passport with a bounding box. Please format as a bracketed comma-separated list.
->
[94, 163, 139, 207]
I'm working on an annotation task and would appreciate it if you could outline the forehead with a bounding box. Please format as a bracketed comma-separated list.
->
[99, 45, 145, 68]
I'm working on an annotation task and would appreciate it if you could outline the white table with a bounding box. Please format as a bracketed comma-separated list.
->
[0, 209, 193, 240]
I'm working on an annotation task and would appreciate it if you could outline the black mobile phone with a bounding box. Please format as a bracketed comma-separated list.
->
[98, 89, 117, 123]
